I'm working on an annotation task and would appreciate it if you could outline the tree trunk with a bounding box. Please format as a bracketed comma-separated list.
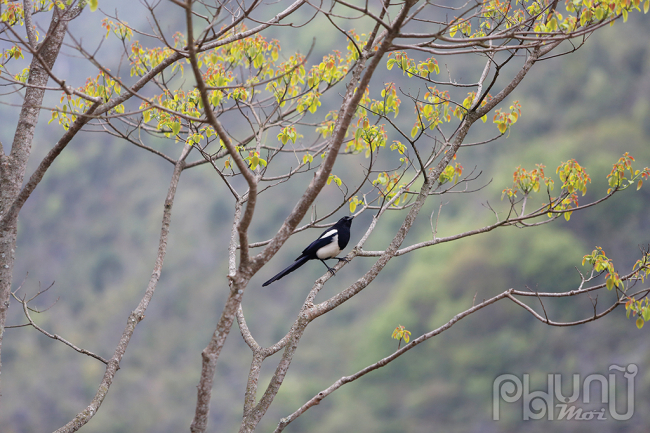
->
[0, 4, 81, 397]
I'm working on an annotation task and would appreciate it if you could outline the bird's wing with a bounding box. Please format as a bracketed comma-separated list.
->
[299, 228, 337, 258]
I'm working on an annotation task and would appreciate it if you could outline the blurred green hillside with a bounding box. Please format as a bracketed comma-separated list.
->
[1, 6, 650, 433]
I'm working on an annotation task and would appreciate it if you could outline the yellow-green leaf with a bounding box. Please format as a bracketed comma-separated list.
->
[89, 0, 98, 12]
[171, 121, 181, 136]
[636, 317, 644, 329]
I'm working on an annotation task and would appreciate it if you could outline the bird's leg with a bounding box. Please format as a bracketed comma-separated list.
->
[320, 260, 337, 276]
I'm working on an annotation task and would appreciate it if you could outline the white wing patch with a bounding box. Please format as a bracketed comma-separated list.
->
[320, 229, 338, 239]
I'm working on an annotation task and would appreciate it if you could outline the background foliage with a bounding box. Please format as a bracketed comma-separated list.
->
[1, 1, 649, 432]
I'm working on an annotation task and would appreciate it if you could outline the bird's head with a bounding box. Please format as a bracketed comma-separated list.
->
[339, 215, 354, 226]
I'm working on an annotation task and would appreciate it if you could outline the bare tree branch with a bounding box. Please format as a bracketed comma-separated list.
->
[53, 143, 192, 433]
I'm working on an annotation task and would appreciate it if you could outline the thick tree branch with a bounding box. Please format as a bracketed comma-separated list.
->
[54, 143, 192, 433]
[0, 2, 83, 397]
[184, 0, 257, 269]
[1, 100, 102, 228]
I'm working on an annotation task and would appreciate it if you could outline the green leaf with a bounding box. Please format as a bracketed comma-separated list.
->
[636, 317, 644, 329]
[645, 0, 649, 14]
[643, 308, 650, 322]
[349, 200, 357, 213]
[171, 121, 181, 136]
[595, 8, 603, 20]
[89, 0, 98, 12]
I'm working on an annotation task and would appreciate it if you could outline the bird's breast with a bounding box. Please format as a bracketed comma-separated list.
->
[316, 234, 341, 259]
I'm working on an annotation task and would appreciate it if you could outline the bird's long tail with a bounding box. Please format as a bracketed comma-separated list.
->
[262, 255, 310, 287]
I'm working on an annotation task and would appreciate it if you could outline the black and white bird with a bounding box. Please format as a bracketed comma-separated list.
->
[262, 216, 353, 287]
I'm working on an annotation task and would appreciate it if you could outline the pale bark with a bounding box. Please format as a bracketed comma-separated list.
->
[0, 0, 641, 431]
[53, 143, 192, 433]
[0, 3, 82, 397]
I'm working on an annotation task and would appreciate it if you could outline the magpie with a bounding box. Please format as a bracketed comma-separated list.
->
[262, 216, 353, 287]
